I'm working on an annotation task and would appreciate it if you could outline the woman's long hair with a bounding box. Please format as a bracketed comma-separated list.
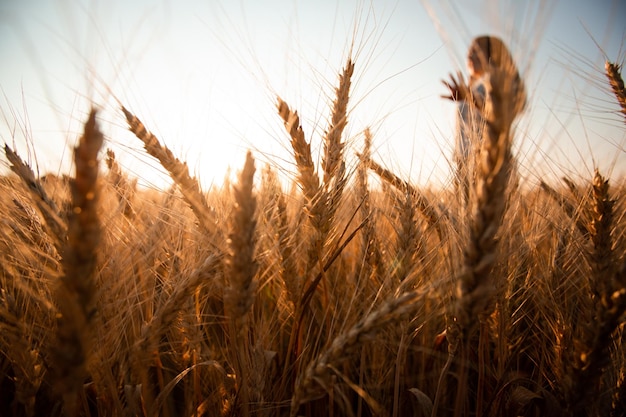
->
[469, 35, 527, 118]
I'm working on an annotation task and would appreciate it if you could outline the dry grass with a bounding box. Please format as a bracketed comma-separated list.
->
[0, 49, 625, 417]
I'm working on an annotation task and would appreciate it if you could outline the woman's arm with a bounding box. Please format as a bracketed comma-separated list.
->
[442, 72, 486, 111]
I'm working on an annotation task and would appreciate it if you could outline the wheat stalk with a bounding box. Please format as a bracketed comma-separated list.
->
[265, 166, 300, 304]
[135, 255, 221, 415]
[290, 290, 422, 417]
[0, 271, 48, 417]
[611, 367, 626, 417]
[137, 254, 221, 354]
[277, 62, 357, 387]
[277, 59, 354, 240]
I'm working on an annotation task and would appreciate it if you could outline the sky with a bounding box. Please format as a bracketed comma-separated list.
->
[0, 0, 624, 190]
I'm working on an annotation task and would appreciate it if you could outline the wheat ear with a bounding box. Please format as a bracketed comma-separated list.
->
[539, 179, 589, 237]
[276, 97, 327, 307]
[277, 64, 359, 393]
[52, 108, 103, 416]
[277, 59, 354, 244]
[356, 128, 382, 281]
[105, 148, 136, 218]
[276, 98, 320, 205]
[224, 150, 258, 320]
[322, 59, 354, 185]
[565, 170, 624, 414]
[3, 144, 58, 212]
[268, 167, 300, 304]
[4, 144, 66, 248]
[357, 153, 441, 233]
[589, 170, 616, 294]
[317, 59, 354, 246]
[606, 61, 626, 119]
[121, 106, 214, 232]
[224, 151, 258, 415]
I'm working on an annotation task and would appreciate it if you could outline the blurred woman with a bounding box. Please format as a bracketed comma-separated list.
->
[443, 35, 526, 205]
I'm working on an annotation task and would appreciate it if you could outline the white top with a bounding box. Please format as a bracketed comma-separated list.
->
[456, 75, 487, 162]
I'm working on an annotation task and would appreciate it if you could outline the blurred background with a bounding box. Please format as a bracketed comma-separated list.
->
[0, 0, 624, 189]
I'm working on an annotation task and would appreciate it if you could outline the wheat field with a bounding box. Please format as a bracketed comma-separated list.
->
[1, 40, 625, 417]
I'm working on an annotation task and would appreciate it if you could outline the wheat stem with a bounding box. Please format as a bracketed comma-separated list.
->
[290, 290, 422, 417]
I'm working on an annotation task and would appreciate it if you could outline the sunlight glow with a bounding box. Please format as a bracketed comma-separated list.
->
[1, 0, 624, 190]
